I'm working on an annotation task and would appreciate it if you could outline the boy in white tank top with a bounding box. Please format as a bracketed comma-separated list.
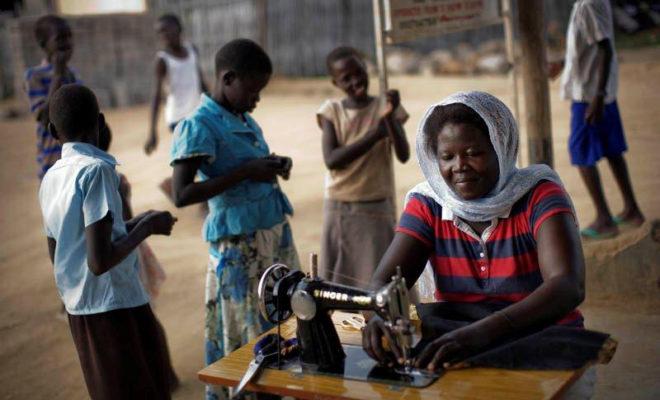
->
[145, 14, 208, 200]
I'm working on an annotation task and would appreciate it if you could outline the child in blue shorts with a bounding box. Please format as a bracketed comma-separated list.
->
[39, 84, 177, 399]
[169, 39, 300, 400]
[549, 0, 644, 238]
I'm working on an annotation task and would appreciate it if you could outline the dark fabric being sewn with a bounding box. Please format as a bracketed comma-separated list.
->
[414, 302, 610, 370]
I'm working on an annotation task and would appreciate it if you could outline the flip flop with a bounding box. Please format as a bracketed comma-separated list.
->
[612, 216, 644, 228]
[580, 227, 618, 240]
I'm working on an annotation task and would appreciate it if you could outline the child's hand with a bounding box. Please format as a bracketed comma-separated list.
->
[244, 158, 282, 182]
[386, 89, 401, 111]
[379, 90, 400, 122]
[267, 154, 293, 180]
[547, 60, 564, 80]
[144, 128, 158, 155]
[373, 118, 390, 140]
[146, 211, 177, 236]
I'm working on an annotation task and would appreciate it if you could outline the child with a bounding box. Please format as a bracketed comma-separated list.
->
[549, 0, 644, 239]
[317, 46, 410, 289]
[100, 122, 169, 299]
[98, 121, 180, 393]
[144, 14, 208, 200]
[170, 39, 299, 400]
[25, 15, 81, 179]
[39, 84, 177, 400]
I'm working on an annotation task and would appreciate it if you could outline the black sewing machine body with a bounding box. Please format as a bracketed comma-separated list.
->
[257, 263, 439, 387]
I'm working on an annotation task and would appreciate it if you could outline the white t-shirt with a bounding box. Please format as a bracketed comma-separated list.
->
[158, 43, 202, 124]
[560, 0, 618, 103]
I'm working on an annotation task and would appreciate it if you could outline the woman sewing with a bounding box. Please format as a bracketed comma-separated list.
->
[363, 91, 586, 371]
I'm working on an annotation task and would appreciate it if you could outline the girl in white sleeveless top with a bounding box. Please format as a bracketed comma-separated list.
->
[145, 14, 207, 155]
[159, 42, 201, 129]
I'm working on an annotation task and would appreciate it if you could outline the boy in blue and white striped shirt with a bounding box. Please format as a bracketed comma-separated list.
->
[24, 15, 81, 179]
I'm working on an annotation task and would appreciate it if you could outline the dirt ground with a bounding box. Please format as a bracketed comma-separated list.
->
[1, 48, 659, 399]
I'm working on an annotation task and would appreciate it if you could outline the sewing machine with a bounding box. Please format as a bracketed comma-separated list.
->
[256, 258, 439, 387]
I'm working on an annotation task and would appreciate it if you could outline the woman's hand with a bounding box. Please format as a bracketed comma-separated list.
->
[414, 325, 491, 371]
[362, 315, 403, 367]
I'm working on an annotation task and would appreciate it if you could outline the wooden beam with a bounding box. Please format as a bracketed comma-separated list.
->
[372, 0, 389, 97]
[502, 0, 522, 166]
[256, 0, 268, 50]
[517, 0, 554, 167]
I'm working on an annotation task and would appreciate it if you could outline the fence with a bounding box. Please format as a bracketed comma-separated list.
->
[6, 0, 576, 106]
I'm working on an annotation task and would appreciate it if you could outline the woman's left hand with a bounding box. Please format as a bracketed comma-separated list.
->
[413, 325, 491, 371]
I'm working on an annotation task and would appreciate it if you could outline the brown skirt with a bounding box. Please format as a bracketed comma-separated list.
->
[320, 198, 396, 289]
[67, 304, 174, 400]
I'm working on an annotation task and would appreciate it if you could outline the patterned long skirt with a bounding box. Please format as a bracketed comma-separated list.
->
[204, 221, 300, 400]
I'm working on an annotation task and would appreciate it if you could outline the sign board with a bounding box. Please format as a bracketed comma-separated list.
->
[385, 0, 502, 44]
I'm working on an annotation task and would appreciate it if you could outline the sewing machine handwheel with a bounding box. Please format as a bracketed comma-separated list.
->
[258, 263, 292, 323]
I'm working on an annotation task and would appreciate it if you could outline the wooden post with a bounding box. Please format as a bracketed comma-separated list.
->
[501, 0, 522, 166]
[517, 0, 554, 167]
[372, 0, 389, 98]
[256, 0, 268, 51]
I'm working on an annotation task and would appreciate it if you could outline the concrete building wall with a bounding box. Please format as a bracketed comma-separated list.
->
[9, 13, 157, 107]
[6, 0, 577, 107]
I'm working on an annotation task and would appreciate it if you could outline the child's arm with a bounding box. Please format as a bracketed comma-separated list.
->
[192, 45, 209, 94]
[144, 57, 167, 155]
[118, 174, 133, 220]
[85, 210, 175, 276]
[171, 156, 283, 207]
[585, 38, 612, 125]
[320, 116, 387, 170]
[118, 174, 156, 233]
[47, 237, 56, 265]
[383, 90, 410, 163]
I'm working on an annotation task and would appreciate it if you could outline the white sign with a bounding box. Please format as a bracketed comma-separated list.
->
[386, 0, 502, 43]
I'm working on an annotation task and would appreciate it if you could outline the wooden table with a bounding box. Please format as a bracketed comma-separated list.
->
[199, 313, 585, 400]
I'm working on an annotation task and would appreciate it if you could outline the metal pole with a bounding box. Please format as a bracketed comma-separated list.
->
[502, 0, 522, 166]
[517, 0, 554, 167]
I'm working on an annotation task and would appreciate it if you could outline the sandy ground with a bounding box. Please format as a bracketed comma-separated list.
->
[1, 48, 659, 399]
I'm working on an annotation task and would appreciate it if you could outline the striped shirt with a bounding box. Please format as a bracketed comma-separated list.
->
[398, 181, 583, 326]
[24, 62, 81, 179]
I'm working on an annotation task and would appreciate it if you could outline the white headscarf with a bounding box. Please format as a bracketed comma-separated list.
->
[409, 91, 567, 222]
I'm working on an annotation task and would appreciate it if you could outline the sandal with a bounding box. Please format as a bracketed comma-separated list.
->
[612, 216, 644, 228]
[580, 227, 619, 240]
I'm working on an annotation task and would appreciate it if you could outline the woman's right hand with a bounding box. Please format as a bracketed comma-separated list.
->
[362, 315, 403, 367]
[244, 158, 282, 182]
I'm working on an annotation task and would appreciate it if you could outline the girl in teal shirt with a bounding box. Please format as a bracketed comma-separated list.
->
[170, 39, 299, 400]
